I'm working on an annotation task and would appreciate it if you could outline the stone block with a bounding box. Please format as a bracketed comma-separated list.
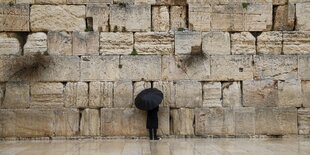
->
[243, 80, 278, 107]
[235, 107, 255, 136]
[80, 56, 119, 81]
[0, 84, 4, 105]
[24, 32, 47, 55]
[202, 32, 230, 55]
[254, 55, 298, 80]
[170, 108, 194, 135]
[231, 32, 256, 55]
[89, 81, 113, 108]
[273, 4, 295, 31]
[222, 82, 242, 107]
[0, 0, 15, 4]
[133, 81, 151, 100]
[99, 32, 133, 55]
[113, 81, 133, 108]
[289, 0, 310, 3]
[34, 0, 66, 4]
[54, 109, 79, 136]
[86, 4, 110, 32]
[278, 79, 302, 107]
[80, 109, 100, 136]
[283, 32, 310, 54]
[302, 81, 310, 107]
[153, 81, 175, 107]
[244, 3, 273, 31]
[152, 6, 169, 32]
[257, 32, 283, 55]
[273, 0, 288, 5]
[175, 81, 202, 108]
[299, 56, 310, 80]
[203, 82, 222, 107]
[188, 4, 211, 31]
[30, 82, 64, 107]
[67, 0, 113, 4]
[30, 5, 85, 31]
[110, 4, 151, 32]
[0, 4, 29, 31]
[72, 32, 99, 56]
[255, 107, 297, 135]
[64, 82, 88, 108]
[16, 0, 33, 4]
[170, 6, 187, 31]
[154, 0, 186, 5]
[298, 108, 310, 135]
[2, 82, 30, 108]
[134, 32, 174, 55]
[175, 32, 202, 55]
[0, 33, 21, 55]
[47, 32, 72, 55]
[296, 3, 310, 31]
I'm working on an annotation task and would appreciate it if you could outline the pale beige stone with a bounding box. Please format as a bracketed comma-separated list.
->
[67, 0, 113, 4]
[188, 4, 211, 31]
[298, 108, 310, 135]
[113, 81, 133, 108]
[89, 81, 113, 108]
[231, 32, 256, 55]
[299, 56, 310, 80]
[24, 32, 47, 55]
[154, 0, 186, 5]
[100, 32, 133, 55]
[2, 82, 30, 108]
[31, 82, 64, 107]
[0, 33, 21, 55]
[235, 107, 255, 136]
[1, 0, 15, 3]
[296, 3, 310, 31]
[134, 32, 174, 54]
[34, 0, 66, 4]
[54, 109, 79, 136]
[72, 32, 99, 56]
[187, 0, 273, 5]
[16, 0, 33, 4]
[203, 82, 222, 107]
[278, 79, 302, 107]
[47, 32, 72, 55]
[175, 32, 201, 55]
[170, 6, 187, 30]
[133, 81, 151, 99]
[0, 84, 4, 106]
[171, 108, 194, 135]
[222, 82, 242, 107]
[273, 0, 288, 5]
[283, 32, 310, 54]
[244, 3, 273, 31]
[257, 32, 283, 55]
[86, 4, 110, 32]
[243, 80, 278, 107]
[30, 5, 86, 31]
[202, 32, 230, 55]
[273, 4, 295, 31]
[64, 82, 88, 108]
[289, 0, 310, 3]
[81, 109, 100, 136]
[0, 4, 29, 31]
[302, 81, 310, 107]
[153, 81, 175, 107]
[175, 81, 202, 108]
[152, 6, 169, 32]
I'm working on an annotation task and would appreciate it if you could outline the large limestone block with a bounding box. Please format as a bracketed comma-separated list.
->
[101, 108, 169, 136]
[235, 107, 255, 136]
[2, 82, 30, 108]
[257, 32, 283, 55]
[299, 56, 310, 80]
[203, 82, 222, 107]
[273, 0, 288, 5]
[114, 81, 133, 108]
[34, 0, 66, 4]
[296, 3, 310, 31]
[0, 4, 29, 31]
[170, 108, 194, 135]
[86, 4, 109, 32]
[283, 31, 310, 54]
[289, 0, 310, 3]
[120, 55, 161, 81]
[188, 4, 211, 31]
[64, 82, 88, 108]
[273, 4, 295, 31]
[255, 107, 297, 135]
[153, 81, 175, 107]
[231, 32, 256, 55]
[152, 6, 169, 32]
[302, 81, 310, 107]
[175, 81, 202, 108]
[47, 32, 72, 55]
[243, 3, 273, 31]
[72, 32, 99, 56]
[254, 55, 298, 80]
[31, 82, 64, 107]
[134, 32, 174, 55]
[133, 81, 151, 100]
[298, 109, 310, 135]
[170, 6, 187, 30]
[202, 32, 230, 55]
[67, 0, 113, 4]
[54, 109, 79, 136]
[222, 82, 242, 107]
[100, 32, 133, 55]
[30, 5, 86, 31]
[89, 81, 113, 108]
[210, 55, 253, 81]
[24, 32, 47, 55]
[80, 109, 100, 136]
[175, 32, 201, 55]
[80, 56, 119, 81]
[110, 4, 151, 32]
[195, 107, 235, 136]
[0, 33, 21, 55]
[0, 0, 15, 4]
[278, 79, 302, 107]
[154, 0, 186, 5]
[243, 80, 278, 107]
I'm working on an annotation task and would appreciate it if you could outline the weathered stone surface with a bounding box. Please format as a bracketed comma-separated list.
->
[30, 5, 86, 31]
[64, 82, 88, 108]
[296, 3, 310, 31]
[302, 81, 310, 108]
[16, 0, 33, 4]
[54, 109, 79, 136]
[152, 6, 169, 32]
[0, 0, 15, 4]
[24, 32, 47, 55]
[153, 81, 175, 107]
[2, 82, 30, 108]
[134, 32, 174, 54]
[89, 81, 113, 108]
[170, 6, 187, 30]
[257, 32, 282, 55]
[299, 56, 310, 80]
[231, 32, 256, 55]
[114, 81, 133, 108]
[222, 82, 242, 107]
[195, 108, 235, 136]
[244, 3, 273, 31]
[80, 109, 100, 136]
[47, 32, 72, 55]
[133, 81, 151, 99]
[0, 33, 21, 55]
[31, 82, 64, 107]
[72, 32, 99, 56]
[110, 4, 151, 32]
[120, 56, 161, 81]
[188, 4, 211, 31]
[0, 4, 29, 31]
[254, 55, 298, 80]
[154, 0, 186, 5]
[34, 0, 66, 4]
[175, 81, 202, 108]
[283, 32, 310, 55]
[80, 56, 119, 81]
[203, 82, 222, 107]
[273, 0, 288, 5]
[289, 0, 310, 4]
[67, 0, 112, 4]
[202, 32, 230, 55]
[273, 4, 295, 31]
[170, 108, 194, 135]
[235, 107, 255, 136]
[278, 79, 302, 107]
[99, 32, 133, 55]
[101, 108, 169, 136]
[243, 80, 278, 107]
[298, 108, 310, 135]
[210, 55, 253, 81]
[255, 107, 297, 135]
[86, 4, 109, 32]
[0, 84, 4, 106]
[175, 32, 201, 55]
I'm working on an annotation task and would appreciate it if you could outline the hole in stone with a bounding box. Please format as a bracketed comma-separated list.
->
[239, 68, 244, 72]
[85, 17, 94, 32]
[118, 64, 123, 68]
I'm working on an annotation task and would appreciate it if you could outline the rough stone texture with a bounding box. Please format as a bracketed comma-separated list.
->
[24, 32, 47, 55]
[99, 32, 133, 55]
[134, 32, 174, 55]
[257, 32, 283, 55]
[120, 56, 161, 81]
[101, 108, 169, 136]
[67, 0, 113, 4]
[278, 79, 302, 107]
[110, 4, 151, 32]
[113, 81, 133, 108]
[302, 81, 310, 108]
[72, 32, 99, 56]
[64, 82, 88, 108]
[30, 5, 86, 31]
[133, 81, 151, 100]
[296, 3, 310, 31]
[254, 55, 298, 80]
[235, 107, 255, 136]
[89, 81, 113, 108]
[153, 81, 175, 107]
[289, 0, 310, 4]
[0, 33, 21, 55]
[31, 82, 64, 107]
[231, 32, 256, 55]
[170, 108, 194, 135]
[202, 32, 230, 55]
[175, 32, 202, 55]
[86, 4, 110, 32]
[35, 0, 66, 4]
[195, 108, 235, 136]
[243, 80, 278, 107]
[283, 32, 310, 55]
[203, 82, 222, 107]
[299, 56, 310, 80]
[47, 32, 72, 55]
[243, 3, 273, 31]
[298, 109, 310, 135]
[273, 0, 288, 5]
[222, 82, 242, 107]
[80, 56, 119, 81]
[210, 55, 253, 81]
[54, 109, 80, 136]
[170, 6, 187, 31]
[80, 109, 100, 136]
[255, 107, 297, 135]
[175, 81, 202, 108]
[0, 4, 29, 31]
[152, 6, 169, 32]
[273, 4, 295, 31]
[2, 82, 30, 108]
[16, 0, 33, 4]
[0, 84, 4, 106]
[188, 4, 211, 31]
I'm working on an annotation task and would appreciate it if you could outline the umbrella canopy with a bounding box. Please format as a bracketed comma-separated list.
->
[135, 88, 163, 111]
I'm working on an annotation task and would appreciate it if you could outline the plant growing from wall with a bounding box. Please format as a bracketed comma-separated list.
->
[242, 2, 250, 9]
[131, 48, 138, 55]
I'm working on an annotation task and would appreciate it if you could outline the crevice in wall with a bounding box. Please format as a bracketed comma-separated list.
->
[240, 81, 244, 107]
[85, 17, 94, 32]
[293, 4, 297, 31]
[86, 81, 90, 107]
[250, 32, 262, 55]
[272, 5, 279, 31]
[7, 32, 29, 55]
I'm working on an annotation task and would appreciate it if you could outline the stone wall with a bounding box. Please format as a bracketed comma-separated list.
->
[0, 0, 310, 139]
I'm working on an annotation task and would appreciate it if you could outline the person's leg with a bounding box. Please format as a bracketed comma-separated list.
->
[154, 129, 160, 140]
[149, 129, 153, 140]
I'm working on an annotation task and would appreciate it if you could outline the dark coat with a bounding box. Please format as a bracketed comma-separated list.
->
[146, 106, 159, 129]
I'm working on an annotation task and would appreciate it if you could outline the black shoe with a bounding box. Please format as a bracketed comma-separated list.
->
[153, 137, 161, 140]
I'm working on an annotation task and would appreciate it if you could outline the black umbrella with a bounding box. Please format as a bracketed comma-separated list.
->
[135, 88, 163, 111]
